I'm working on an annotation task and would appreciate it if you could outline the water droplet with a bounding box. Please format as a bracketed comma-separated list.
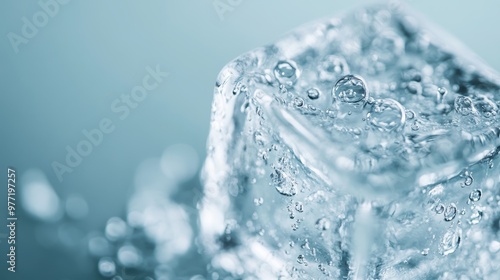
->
[435, 203, 445, 214]
[333, 74, 368, 104]
[274, 60, 299, 86]
[444, 204, 457, 222]
[98, 257, 116, 277]
[307, 88, 321, 100]
[440, 228, 461, 256]
[319, 55, 349, 81]
[454, 96, 475, 116]
[469, 189, 482, 202]
[315, 218, 331, 230]
[367, 99, 406, 132]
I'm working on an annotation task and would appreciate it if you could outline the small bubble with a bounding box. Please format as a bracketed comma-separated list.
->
[274, 60, 299, 86]
[469, 189, 482, 202]
[333, 74, 369, 104]
[411, 121, 419, 131]
[253, 197, 264, 206]
[367, 99, 406, 132]
[421, 248, 430, 256]
[295, 202, 304, 212]
[293, 97, 304, 107]
[454, 96, 475, 116]
[307, 88, 321, 100]
[405, 109, 415, 120]
[407, 81, 422, 95]
[315, 218, 331, 230]
[297, 254, 306, 265]
[435, 203, 445, 214]
[444, 204, 457, 222]
[319, 55, 349, 81]
[464, 175, 473, 186]
[475, 97, 498, 118]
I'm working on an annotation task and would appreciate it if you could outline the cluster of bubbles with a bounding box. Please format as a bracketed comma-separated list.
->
[21, 144, 204, 279]
[206, 2, 500, 279]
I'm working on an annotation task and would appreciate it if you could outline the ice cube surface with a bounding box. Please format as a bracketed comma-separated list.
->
[202, 3, 500, 279]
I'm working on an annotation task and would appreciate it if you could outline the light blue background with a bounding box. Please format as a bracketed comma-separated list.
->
[1, 0, 499, 279]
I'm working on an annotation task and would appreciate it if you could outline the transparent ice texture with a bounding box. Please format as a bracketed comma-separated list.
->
[201, 2, 500, 279]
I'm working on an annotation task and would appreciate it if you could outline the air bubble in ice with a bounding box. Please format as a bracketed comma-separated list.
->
[469, 189, 482, 202]
[307, 88, 320, 100]
[333, 74, 368, 104]
[297, 254, 306, 265]
[319, 55, 349, 81]
[469, 210, 483, 225]
[454, 96, 475, 116]
[274, 60, 299, 86]
[440, 228, 461, 256]
[434, 204, 445, 214]
[444, 204, 457, 221]
[369, 32, 404, 64]
[476, 97, 498, 118]
[295, 202, 304, 212]
[315, 218, 331, 231]
[367, 98, 406, 132]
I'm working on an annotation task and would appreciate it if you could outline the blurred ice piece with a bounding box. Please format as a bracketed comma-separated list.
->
[21, 169, 62, 222]
[65, 193, 89, 220]
[128, 155, 194, 263]
[160, 143, 199, 184]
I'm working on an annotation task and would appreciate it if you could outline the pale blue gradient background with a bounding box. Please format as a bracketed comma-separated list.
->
[0, 0, 499, 279]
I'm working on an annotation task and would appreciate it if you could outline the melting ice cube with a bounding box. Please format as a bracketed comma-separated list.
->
[202, 2, 500, 279]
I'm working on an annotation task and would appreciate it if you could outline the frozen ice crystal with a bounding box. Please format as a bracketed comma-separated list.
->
[201, 2, 500, 279]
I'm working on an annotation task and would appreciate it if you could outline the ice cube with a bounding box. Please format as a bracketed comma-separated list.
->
[201, 2, 500, 279]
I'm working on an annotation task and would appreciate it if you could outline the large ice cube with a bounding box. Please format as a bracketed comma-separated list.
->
[201, 3, 500, 279]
